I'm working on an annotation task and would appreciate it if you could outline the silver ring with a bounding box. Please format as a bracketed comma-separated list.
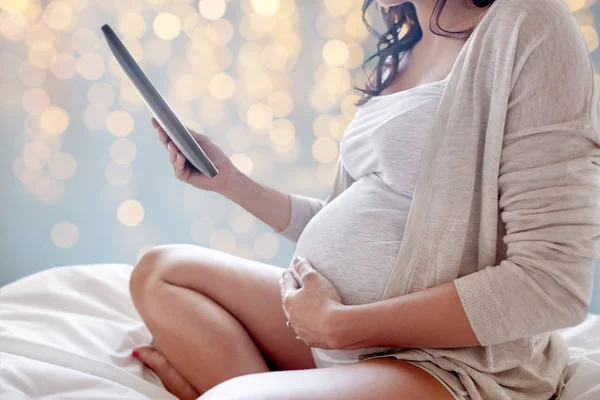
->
[286, 320, 291, 327]
[295, 336, 301, 340]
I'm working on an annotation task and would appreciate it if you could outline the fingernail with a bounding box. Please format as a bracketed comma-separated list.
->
[131, 351, 139, 359]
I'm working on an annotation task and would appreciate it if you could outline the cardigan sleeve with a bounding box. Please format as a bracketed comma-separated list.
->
[273, 155, 355, 242]
[454, 2, 600, 347]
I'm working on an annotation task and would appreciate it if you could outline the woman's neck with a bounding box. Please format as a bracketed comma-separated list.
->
[411, 0, 489, 49]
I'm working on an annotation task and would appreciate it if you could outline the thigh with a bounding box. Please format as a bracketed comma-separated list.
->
[199, 357, 456, 400]
[138, 243, 316, 371]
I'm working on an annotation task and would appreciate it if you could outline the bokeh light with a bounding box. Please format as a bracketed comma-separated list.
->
[153, 12, 181, 40]
[268, 91, 294, 117]
[0, 0, 29, 13]
[106, 110, 135, 137]
[144, 37, 172, 65]
[567, 0, 587, 13]
[71, 29, 98, 55]
[229, 153, 254, 176]
[117, 200, 145, 227]
[22, 88, 50, 115]
[229, 209, 255, 234]
[582, 24, 600, 51]
[48, 153, 77, 180]
[110, 138, 137, 164]
[83, 105, 110, 131]
[210, 229, 236, 253]
[77, 53, 105, 80]
[323, 0, 352, 17]
[28, 42, 56, 69]
[209, 72, 236, 100]
[253, 232, 279, 259]
[40, 106, 70, 136]
[323, 39, 350, 66]
[50, 53, 78, 80]
[269, 119, 295, 146]
[199, 0, 227, 21]
[43, 2, 73, 32]
[50, 221, 79, 248]
[106, 162, 133, 187]
[251, 0, 280, 17]
[312, 136, 338, 163]
[175, 73, 203, 101]
[88, 82, 116, 108]
[118, 12, 147, 40]
[191, 217, 216, 243]
[246, 102, 273, 131]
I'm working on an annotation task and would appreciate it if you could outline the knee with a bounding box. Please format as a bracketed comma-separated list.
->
[129, 244, 177, 306]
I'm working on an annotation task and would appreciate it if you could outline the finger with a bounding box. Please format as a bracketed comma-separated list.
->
[279, 274, 295, 299]
[278, 277, 285, 298]
[174, 153, 187, 178]
[153, 119, 172, 149]
[167, 142, 178, 162]
[157, 127, 170, 147]
[281, 270, 299, 297]
[293, 257, 319, 284]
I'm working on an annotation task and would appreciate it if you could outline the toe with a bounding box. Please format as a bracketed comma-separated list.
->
[132, 345, 200, 400]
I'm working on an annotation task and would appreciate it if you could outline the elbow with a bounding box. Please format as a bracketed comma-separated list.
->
[549, 291, 590, 331]
[515, 257, 594, 332]
[566, 298, 590, 327]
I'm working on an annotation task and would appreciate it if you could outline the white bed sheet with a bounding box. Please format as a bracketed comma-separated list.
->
[0, 264, 599, 399]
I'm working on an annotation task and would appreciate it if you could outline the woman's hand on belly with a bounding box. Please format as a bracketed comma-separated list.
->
[279, 256, 346, 350]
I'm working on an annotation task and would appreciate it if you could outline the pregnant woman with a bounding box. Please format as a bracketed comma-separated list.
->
[129, 0, 600, 399]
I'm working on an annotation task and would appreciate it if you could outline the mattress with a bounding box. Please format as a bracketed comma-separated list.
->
[1, 264, 599, 399]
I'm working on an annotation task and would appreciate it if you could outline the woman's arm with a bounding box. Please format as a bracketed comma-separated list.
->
[221, 156, 354, 242]
[332, 281, 480, 350]
[219, 169, 294, 234]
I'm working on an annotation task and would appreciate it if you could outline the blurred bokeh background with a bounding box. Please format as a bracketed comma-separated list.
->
[1, 0, 600, 313]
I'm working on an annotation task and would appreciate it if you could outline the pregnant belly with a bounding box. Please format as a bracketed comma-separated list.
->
[291, 176, 412, 362]
[291, 176, 411, 306]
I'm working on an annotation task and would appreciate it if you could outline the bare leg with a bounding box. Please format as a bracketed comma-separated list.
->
[130, 253, 270, 394]
[199, 358, 457, 400]
[129, 244, 316, 397]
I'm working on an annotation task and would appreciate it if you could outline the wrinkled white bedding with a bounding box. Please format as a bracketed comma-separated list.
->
[0, 264, 599, 399]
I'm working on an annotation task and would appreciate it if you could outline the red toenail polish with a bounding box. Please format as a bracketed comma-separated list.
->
[131, 351, 140, 359]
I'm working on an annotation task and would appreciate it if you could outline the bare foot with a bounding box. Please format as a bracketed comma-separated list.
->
[133, 345, 201, 400]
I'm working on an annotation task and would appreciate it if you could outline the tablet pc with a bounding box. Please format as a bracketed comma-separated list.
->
[101, 24, 218, 178]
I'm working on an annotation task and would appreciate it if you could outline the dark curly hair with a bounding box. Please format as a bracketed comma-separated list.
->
[355, 0, 495, 107]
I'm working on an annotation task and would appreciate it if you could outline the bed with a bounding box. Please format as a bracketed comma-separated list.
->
[1, 264, 599, 399]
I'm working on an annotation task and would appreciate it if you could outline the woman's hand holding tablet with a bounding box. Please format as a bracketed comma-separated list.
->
[101, 24, 218, 178]
[151, 118, 235, 194]
[103, 23, 295, 236]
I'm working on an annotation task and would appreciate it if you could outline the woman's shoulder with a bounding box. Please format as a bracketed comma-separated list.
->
[490, 0, 581, 39]
[483, 0, 590, 69]
[492, 0, 573, 21]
